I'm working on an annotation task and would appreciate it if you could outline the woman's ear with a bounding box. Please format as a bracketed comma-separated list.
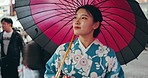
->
[93, 22, 100, 29]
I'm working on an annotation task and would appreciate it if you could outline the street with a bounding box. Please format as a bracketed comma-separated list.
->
[122, 48, 148, 78]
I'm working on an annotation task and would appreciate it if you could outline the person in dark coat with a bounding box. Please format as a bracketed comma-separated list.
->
[0, 17, 24, 78]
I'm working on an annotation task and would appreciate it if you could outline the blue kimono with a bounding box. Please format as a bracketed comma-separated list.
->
[44, 38, 124, 78]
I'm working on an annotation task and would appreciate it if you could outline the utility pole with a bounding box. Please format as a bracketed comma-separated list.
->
[10, 0, 14, 16]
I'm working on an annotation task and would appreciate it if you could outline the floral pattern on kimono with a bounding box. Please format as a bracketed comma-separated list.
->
[44, 38, 124, 78]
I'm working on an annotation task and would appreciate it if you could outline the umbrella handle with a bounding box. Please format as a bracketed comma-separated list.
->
[55, 35, 75, 78]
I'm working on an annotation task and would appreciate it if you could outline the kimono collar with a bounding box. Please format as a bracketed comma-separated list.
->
[77, 38, 103, 52]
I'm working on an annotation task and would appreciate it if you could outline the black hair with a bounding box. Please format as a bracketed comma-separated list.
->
[76, 5, 103, 38]
[1, 17, 13, 27]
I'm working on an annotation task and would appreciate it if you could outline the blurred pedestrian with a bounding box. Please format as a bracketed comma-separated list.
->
[0, 17, 24, 78]
[22, 40, 52, 78]
[22, 31, 32, 44]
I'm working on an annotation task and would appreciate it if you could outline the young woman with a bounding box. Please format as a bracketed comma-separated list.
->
[44, 5, 124, 78]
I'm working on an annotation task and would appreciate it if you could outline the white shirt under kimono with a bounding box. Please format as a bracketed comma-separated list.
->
[44, 38, 124, 78]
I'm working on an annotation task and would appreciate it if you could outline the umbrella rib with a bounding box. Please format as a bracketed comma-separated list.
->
[33, 20, 72, 48]
[103, 16, 144, 64]
[23, 10, 73, 35]
[100, 7, 133, 13]
[101, 21, 128, 64]
[83, 0, 86, 5]
[102, 11, 135, 25]
[100, 7, 148, 20]
[42, 14, 73, 30]
[42, 15, 74, 47]
[64, 0, 81, 15]
[90, 0, 95, 5]
[17, 8, 75, 21]
[64, 0, 80, 6]
[14, 0, 108, 9]
[77, 0, 83, 6]
[15, 4, 29, 8]
[30, 2, 78, 16]
[60, 26, 73, 45]
[32, 14, 73, 46]
[86, 0, 89, 5]
[71, 0, 82, 7]
[63, 0, 80, 6]
[50, 16, 74, 44]
[55, 1, 73, 16]
[94, 0, 110, 7]
[82, 0, 84, 5]
[72, 0, 79, 10]
[78, 0, 83, 5]
[15, 3, 75, 9]
[105, 15, 146, 50]
[62, 0, 75, 15]
[59, 0, 81, 15]
[102, 21, 121, 50]
[99, 25, 109, 47]
[104, 16, 134, 45]
[103, 11, 147, 39]
[15, 2, 76, 19]
[89, 0, 94, 5]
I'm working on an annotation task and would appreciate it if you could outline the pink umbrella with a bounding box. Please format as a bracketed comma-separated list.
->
[15, 0, 148, 65]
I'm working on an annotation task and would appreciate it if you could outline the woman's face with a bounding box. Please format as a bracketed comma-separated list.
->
[73, 8, 98, 37]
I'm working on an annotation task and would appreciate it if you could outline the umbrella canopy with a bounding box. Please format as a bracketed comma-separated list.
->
[15, 0, 148, 65]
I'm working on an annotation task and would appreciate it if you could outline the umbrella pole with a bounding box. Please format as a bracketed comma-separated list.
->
[55, 35, 75, 78]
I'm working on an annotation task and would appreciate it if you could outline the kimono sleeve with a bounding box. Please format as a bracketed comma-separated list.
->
[44, 45, 64, 78]
[105, 48, 124, 78]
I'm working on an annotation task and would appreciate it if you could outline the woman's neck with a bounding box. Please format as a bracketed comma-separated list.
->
[79, 36, 95, 48]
